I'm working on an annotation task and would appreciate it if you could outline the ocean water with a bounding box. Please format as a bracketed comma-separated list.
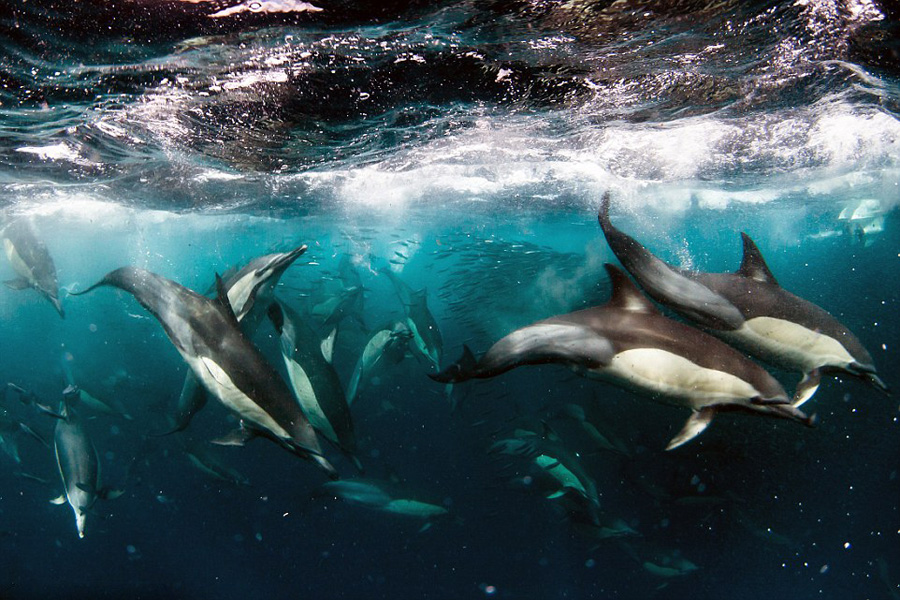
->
[1, 1, 899, 598]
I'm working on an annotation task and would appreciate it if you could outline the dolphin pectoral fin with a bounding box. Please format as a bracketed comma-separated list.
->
[99, 486, 126, 501]
[75, 482, 96, 495]
[50, 494, 67, 505]
[666, 407, 716, 451]
[321, 327, 338, 364]
[3, 277, 30, 290]
[792, 369, 822, 407]
[211, 427, 258, 447]
[546, 491, 566, 499]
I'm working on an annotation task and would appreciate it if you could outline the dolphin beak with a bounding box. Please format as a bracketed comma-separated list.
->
[865, 372, 890, 396]
[51, 296, 65, 318]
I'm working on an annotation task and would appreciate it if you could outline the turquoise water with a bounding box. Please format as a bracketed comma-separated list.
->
[1, 1, 899, 598]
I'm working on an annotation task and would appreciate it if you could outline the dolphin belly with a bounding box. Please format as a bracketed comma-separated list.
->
[719, 317, 857, 372]
[195, 356, 291, 440]
[284, 357, 339, 443]
[3, 238, 31, 280]
[594, 348, 760, 409]
[406, 317, 439, 370]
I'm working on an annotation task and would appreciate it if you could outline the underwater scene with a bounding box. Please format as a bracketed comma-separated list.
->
[1, 1, 899, 598]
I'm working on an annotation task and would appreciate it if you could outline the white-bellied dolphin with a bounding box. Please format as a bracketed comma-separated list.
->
[346, 320, 412, 405]
[2, 218, 64, 317]
[432, 264, 813, 450]
[268, 301, 361, 470]
[71, 266, 337, 478]
[159, 244, 307, 435]
[598, 193, 888, 406]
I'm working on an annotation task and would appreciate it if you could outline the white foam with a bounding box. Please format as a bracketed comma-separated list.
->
[16, 143, 81, 162]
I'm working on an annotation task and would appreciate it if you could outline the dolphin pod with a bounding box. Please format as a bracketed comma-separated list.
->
[598, 193, 888, 406]
[71, 266, 338, 479]
[433, 263, 813, 450]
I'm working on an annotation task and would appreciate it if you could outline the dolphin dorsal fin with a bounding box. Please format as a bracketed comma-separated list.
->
[604, 264, 657, 313]
[737, 233, 778, 285]
[214, 274, 239, 323]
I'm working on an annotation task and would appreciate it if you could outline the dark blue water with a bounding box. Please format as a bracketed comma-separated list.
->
[1, 1, 899, 598]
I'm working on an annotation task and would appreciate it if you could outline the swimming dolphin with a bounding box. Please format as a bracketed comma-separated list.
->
[71, 266, 337, 478]
[346, 320, 412, 405]
[222, 243, 308, 331]
[598, 193, 888, 406]
[491, 427, 600, 515]
[268, 301, 361, 470]
[2, 218, 64, 317]
[319, 479, 448, 519]
[381, 269, 443, 372]
[50, 391, 120, 538]
[432, 264, 812, 450]
[159, 244, 307, 435]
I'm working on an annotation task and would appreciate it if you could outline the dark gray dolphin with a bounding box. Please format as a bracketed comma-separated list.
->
[598, 193, 888, 406]
[432, 264, 812, 450]
[159, 244, 307, 435]
[50, 392, 118, 538]
[2, 218, 64, 317]
[71, 266, 337, 478]
[382, 269, 443, 372]
[268, 301, 361, 471]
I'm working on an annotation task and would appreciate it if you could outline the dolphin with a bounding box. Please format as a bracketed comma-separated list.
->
[60, 352, 133, 420]
[2, 218, 64, 317]
[71, 266, 337, 478]
[346, 320, 412, 405]
[222, 243, 308, 332]
[381, 269, 443, 372]
[598, 193, 888, 406]
[268, 301, 361, 470]
[491, 428, 600, 515]
[319, 479, 448, 519]
[50, 391, 119, 538]
[159, 244, 307, 435]
[432, 264, 813, 450]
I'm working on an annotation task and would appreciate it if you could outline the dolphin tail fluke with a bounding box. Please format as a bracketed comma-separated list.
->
[314, 454, 340, 480]
[666, 407, 716, 451]
[792, 369, 821, 407]
[68, 279, 112, 296]
[429, 345, 477, 384]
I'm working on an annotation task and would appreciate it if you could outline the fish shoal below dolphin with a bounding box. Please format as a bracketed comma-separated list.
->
[432, 263, 813, 450]
[598, 192, 889, 407]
